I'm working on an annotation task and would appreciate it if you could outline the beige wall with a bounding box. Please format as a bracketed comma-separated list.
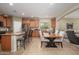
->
[58, 18, 79, 32]
[13, 16, 22, 32]
[11, 16, 22, 52]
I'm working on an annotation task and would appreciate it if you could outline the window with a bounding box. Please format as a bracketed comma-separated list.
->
[40, 22, 50, 29]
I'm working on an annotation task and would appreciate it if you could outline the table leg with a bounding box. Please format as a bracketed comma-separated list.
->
[46, 39, 57, 48]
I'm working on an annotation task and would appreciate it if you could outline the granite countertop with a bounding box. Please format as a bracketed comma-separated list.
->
[0, 31, 25, 36]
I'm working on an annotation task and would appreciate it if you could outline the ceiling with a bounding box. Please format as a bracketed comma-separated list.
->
[65, 9, 79, 18]
[0, 3, 78, 18]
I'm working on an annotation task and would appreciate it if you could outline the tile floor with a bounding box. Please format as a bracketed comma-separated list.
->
[0, 37, 79, 55]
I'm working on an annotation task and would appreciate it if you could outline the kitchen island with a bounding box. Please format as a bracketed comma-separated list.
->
[0, 32, 24, 52]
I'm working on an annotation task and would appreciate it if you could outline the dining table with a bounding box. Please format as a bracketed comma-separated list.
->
[44, 34, 62, 48]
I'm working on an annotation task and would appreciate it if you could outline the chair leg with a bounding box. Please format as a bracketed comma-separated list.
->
[56, 42, 59, 46]
[17, 41, 18, 50]
[20, 40, 22, 47]
[23, 43, 25, 49]
[41, 42, 43, 48]
[23, 41, 26, 49]
[17, 40, 21, 50]
[60, 42, 63, 48]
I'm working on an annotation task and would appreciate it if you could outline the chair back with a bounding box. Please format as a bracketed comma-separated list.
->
[23, 31, 28, 41]
[59, 31, 65, 41]
[43, 32, 49, 37]
[39, 30, 43, 38]
[29, 30, 33, 37]
[59, 31, 64, 36]
[55, 30, 59, 34]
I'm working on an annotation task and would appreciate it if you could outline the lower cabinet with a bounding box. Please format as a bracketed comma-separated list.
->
[32, 30, 40, 37]
[1, 35, 11, 51]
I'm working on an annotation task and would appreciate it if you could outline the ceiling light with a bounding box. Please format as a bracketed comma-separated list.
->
[22, 13, 24, 15]
[9, 3, 13, 6]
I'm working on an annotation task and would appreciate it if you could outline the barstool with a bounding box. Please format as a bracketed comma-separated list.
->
[17, 32, 27, 49]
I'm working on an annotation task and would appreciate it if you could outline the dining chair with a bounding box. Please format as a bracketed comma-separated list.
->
[28, 29, 33, 42]
[54, 31, 65, 48]
[39, 30, 49, 47]
[55, 30, 59, 34]
[17, 31, 28, 49]
[43, 32, 49, 37]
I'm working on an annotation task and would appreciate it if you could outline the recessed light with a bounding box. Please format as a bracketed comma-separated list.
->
[22, 13, 24, 15]
[9, 3, 13, 6]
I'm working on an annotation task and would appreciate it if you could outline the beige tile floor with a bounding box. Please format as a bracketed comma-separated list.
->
[0, 37, 79, 55]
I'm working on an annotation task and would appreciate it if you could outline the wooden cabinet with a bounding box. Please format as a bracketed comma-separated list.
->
[22, 18, 30, 25]
[22, 17, 39, 28]
[22, 17, 39, 37]
[0, 16, 3, 20]
[51, 17, 56, 32]
[3, 18, 7, 27]
[0, 16, 12, 27]
[6, 17, 12, 27]
[51, 17, 56, 28]
[32, 30, 39, 37]
[1, 35, 11, 51]
[30, 20, 35, 28]
[0, 16, 7, 27]
[30, 20, 39, 28]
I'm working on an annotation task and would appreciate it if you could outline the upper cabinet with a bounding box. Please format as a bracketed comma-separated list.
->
[22, 17, 39, 28]
[6, 17, 12, 27]
[0, 16, 12, 27]
[30, 19, 39, 28]
[51, 17, 56, 28]
[0, 16, 6, 27]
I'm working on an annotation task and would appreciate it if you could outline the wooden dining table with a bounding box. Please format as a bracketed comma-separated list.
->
[44, 34, 62, 48]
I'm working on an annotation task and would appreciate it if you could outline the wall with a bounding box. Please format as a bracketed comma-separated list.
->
[58, 18, 79, 32]
[11, 16, 22, 52]
[13, 16, 22, 32]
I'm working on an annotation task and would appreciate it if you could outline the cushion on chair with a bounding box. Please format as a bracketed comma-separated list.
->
[55, 30, 59, 34]
[54, 31, 65, 42]
[39, 30, 49, 42]
[41, 39, 49, 42]
[43, 32, 49, 37]
[17, 38, 24, 41]
[54, 39, 63, 42]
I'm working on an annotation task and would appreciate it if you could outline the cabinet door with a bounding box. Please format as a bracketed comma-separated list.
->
[30, 21, 35, 28]
[0, 16, 3, 20]
[0, 16, 7, 27]
[35, 20, 39, 28]
[51, 17, 56, 28]
[1, 35, 11, 51]
[32, 30, 39, 37]
[3, 19, 7, 27]
[6, 18, 12, 27]
[30, 20, 39, 28]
